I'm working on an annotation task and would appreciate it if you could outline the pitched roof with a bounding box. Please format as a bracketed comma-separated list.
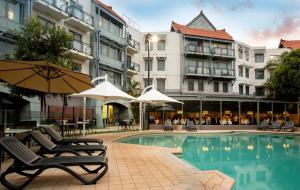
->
[96, 0, 124, 23]
[171, 21, 233, 41]
[279, 39, 300, 50]
[186, 10, 216, 30]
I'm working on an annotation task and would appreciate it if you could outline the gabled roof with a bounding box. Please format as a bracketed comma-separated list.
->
[279, 39, 300, 50]
[171, 21, 233, 41]
[96, 0, 124, 23]
[186, 10, 216, 31]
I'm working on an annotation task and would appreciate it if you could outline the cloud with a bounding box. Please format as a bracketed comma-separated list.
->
[194, 0, 253, 12]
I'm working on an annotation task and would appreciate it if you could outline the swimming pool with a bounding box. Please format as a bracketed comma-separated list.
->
[118, 133, 300, 190]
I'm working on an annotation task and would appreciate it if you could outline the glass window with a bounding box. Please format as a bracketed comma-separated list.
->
[245, 85, 250, 95]
[255, 87, 264, 96]
[273, 103, 285, 124]
[102, 17, 109, 30]
[143, 78, 153, 87]
[245, 68, 249, 78]
[101, 43, 109, 56]
[8, 0, 21, 23]
[245, 49, 249, 61]
[157, 78, 165, 92]
[213, 82, 219, 92]
[202, 101, 221, 125]
[255, 54, 264, 63]
[183, 100, 200, 124]
[0, 0, 6, 17]
[157, 40, 165, 51]
[239, 84, 243, 95]
[222, 101, 239, 125]
[114, 73, 121, 87]
[255, 69, 264, 79]
[198, 80, 204, 91]
[188, 80, 194, 91]
[144, 59, 153, 71]
[69, 62, 81, 72]
[241, 102, 257, 125]
[238, 66, 243, 77]
[38, 16, 55, 28]
[145, 42, 153, 51]
[287, 103, 298, 126]
[238, 46, 243, 59]
[223, 82, 228, 93]
[157, 59, 165, 71]
[259, 102, 272, 124]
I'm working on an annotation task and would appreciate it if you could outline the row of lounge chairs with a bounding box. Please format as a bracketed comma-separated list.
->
[163, 120, 197, 132]
[257, 121, 295, 132]
[0, 126, 107, 189]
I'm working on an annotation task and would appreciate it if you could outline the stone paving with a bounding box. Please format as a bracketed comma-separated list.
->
[0, 131, 237, 190]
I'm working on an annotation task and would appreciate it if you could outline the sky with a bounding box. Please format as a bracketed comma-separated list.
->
[101, 0, 300, 48]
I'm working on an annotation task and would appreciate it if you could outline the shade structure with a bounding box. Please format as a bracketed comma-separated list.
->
[0, 60, 94, 137]
[136, 88, 182, 104]
[0, 60, 93, 93]
[70, 80, 136, 135]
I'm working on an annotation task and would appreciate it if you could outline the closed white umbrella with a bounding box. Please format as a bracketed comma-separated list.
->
[70, 80, 136, 135]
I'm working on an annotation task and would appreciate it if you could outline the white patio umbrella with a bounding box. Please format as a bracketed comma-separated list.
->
[70, 78, 136, 135]
[135, 86, 183, 131]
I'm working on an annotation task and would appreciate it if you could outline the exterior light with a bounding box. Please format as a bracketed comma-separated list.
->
[151, 35, 159, 43]
[247, 144, 254, 150]
[202, 146, 209, 152]
[283, 144, 290, 149]
[224, 146, 231, 151]
[266, 143, 273, 149]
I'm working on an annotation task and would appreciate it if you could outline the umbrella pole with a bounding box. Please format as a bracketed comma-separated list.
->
[83, 97, 86, 136]
[61, 94, 66, 137]
[163, 103, 165, 125]
[139, 102, 142, 131]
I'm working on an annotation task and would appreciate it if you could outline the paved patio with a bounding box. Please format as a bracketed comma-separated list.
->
[0, 131, 237, 190]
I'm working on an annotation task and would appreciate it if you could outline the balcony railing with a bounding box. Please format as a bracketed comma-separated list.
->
[100, 28, 125, 45]
[185, 66, 211, 75]
[185, 45, 210, 54]
[213, 47, 235, 57]
[100, 55, 123, 70]
[127, 61, 140, 72]
[36, 0, 68, 12]
[71, 40, 92, 56]
[212, 68, 235, 77]
[127, 38, 140, 51]
[67, 5, 93, 26]
[185, 44, 234, 57]
[185, 66, 235, 77]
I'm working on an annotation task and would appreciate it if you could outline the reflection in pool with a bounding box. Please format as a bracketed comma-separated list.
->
[118, 133, 300, 190]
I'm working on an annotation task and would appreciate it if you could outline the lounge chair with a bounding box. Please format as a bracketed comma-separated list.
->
[0, 136, 108, 189]
[30, 131, 107, 157]
[163, 120, 173, 131]
[269, 121, 281, 131]
[186, 120, 197, 132]
[281, 121, 295, 132]
[257, 120, 269, 131]
[43, 126, 103, 145]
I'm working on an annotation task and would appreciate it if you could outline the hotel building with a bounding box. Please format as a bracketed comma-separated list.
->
[0, 1, 299, 128]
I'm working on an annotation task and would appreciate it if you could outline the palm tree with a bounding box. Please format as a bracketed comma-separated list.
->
[127, 80, 141, 121]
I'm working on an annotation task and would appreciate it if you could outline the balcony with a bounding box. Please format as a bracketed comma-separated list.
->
[265, 60, 280, 70]
[212, 47, 235, 58]
[69, 40, 93, 60]
[126, 61, 140, 75]
[185, 66, 235, 79]
[65, 6, 94, 32]
[33, 0, 68, 19]
[100, 28, 125, 46]
[185, 45, 210, 56]
[99, 55, 123, 70]
[127, 38, 140, 54]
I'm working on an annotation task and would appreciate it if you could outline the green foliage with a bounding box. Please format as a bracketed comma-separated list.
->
[270, 49, 300, 101]
[9, 17, 73, 97]
[127, 80, 141, 121]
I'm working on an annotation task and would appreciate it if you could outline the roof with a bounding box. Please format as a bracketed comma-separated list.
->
[279, 39, 300, 50]
[171, 21, 233, 41]
[95, 0, 124, 23]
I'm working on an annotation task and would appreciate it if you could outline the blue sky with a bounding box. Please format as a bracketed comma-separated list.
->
[102, 0, 300, 48]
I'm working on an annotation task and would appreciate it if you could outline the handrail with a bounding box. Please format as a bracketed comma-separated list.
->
[67, 5, 94, 26]
[71, 39, 92, 56]
[36, 0, 68, 12]
[185, 44, 234, 57]
[185, 65, 235, 77]
[127, 38, 140, 50]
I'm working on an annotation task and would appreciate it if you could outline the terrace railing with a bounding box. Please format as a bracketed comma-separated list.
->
[37, 0, 68, 12]
[71, 40, 92, 56]
[67, 5, 93, 26]
[127, 38, 140, 51]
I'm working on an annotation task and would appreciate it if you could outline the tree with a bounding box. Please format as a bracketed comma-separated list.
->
[9, 17, 73, 119]
[127, 80, 141, 121]
[268, 49, 300, 101]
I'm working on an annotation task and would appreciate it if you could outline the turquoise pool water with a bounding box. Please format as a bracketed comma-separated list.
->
[118, 133, 300, 190]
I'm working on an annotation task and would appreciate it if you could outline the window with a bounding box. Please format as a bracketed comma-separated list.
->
[255, 69, 264, 79]
[144, 59, 153, 71]
[157, 78, 166, 92]
[245, 68, 249, 78]
[0, 0, 5, 17]
[143, 78, 153, 87]
[69, 30, 82, 41]
[238, 46, 243, 59]
[188, 80, 194, 91]
[100, 43, 109, 56]
[69, 62, 81, 72]
[213, 82, 219, 92]
[239, 84, 243, 95]
[157, 59, 165, 71]
[223, 82, 228, 93]
[70, 30, 82, 52]
[145, 42, 153, 51]
[38, 16, 55, 28]
[255, 54, 264, 63]
[245, 49, 249, 61]
[245, 85, 250, 95]
[238, 66, 243, 77]
[255, 87, 264, 96]
[157, 40, 165, 51]
[198, 80, 204, 91]
[8, 0, 22, 23]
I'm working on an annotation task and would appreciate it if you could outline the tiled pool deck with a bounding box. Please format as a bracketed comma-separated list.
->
[5, 129, 294, 190]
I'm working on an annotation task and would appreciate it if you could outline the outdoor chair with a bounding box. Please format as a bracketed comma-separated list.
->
[281, 121, 295, 132]
[163, 120, 173, 131]
[186, 120, 197, 132]
[43, 126, 103, 146]
[269, 121, 281, 131]
[257, 120, 269, 131]
[0, 136, 108, 190]
[30, 131, 107, 157]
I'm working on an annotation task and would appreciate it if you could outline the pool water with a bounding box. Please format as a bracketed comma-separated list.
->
[118, 133, 300, 190]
